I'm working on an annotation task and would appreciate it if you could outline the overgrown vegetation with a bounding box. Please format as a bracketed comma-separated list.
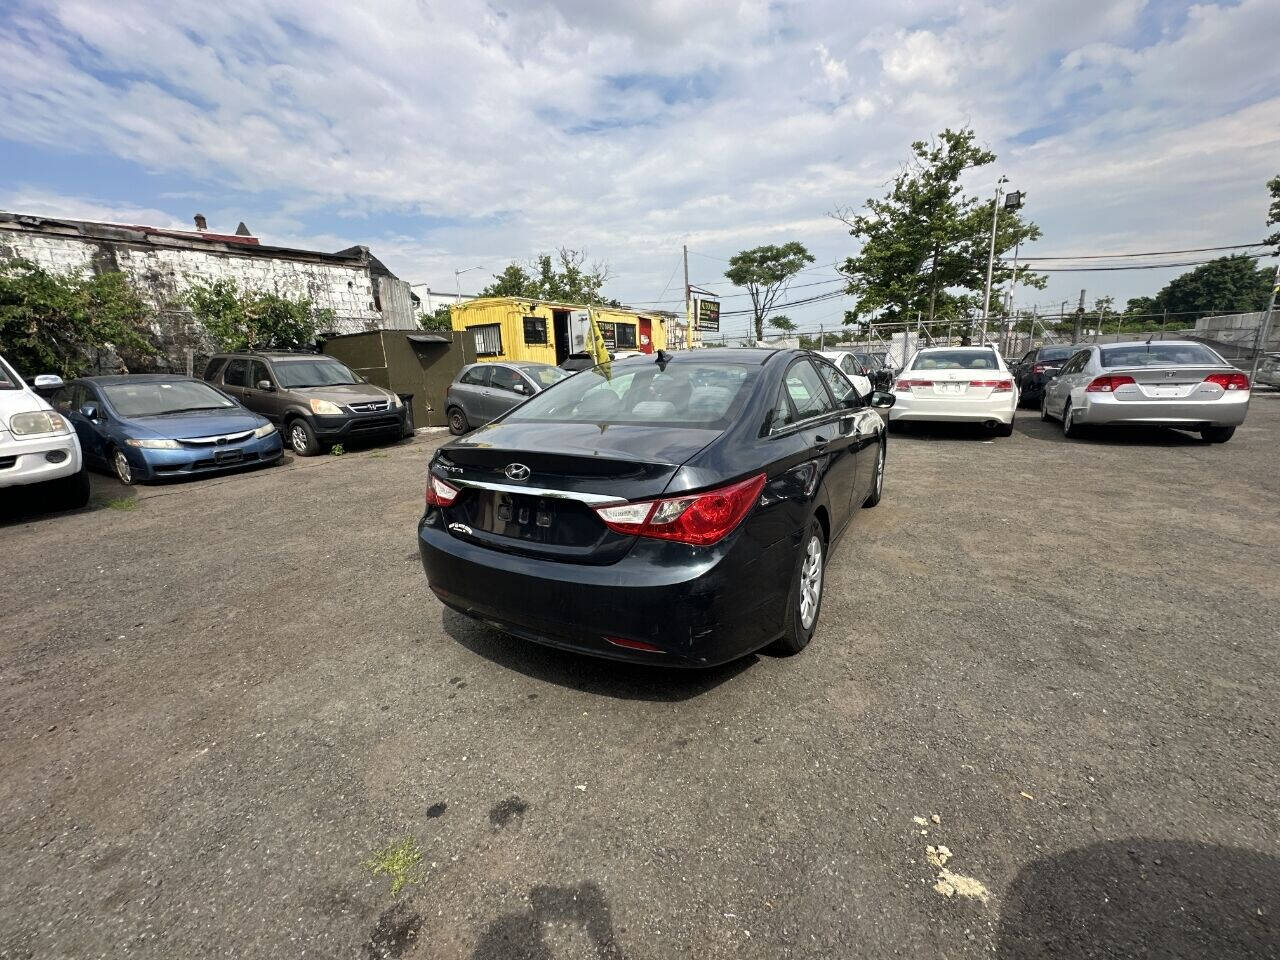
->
[480, 247, 621, 306]
[418, 304, 453, 332]
[366, 836, 424, 896]
[0, 259, 159, 378]
[185, 279, 334, 352]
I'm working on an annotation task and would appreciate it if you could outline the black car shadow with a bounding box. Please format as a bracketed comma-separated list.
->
[441, 608, 754, 702]
[1016, 414, 1212, 446]
[996, 839, 1280, 959]
[0, 471, 135, 524]
[888, 420, 1007, 442]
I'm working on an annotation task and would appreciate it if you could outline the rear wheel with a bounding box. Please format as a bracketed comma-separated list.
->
[288, 418, 320, 456]
[1201, 425, 1235, 443]
[862, 439, 885, 508]
[49, 464, 91, 509]
[1062, 400, 1083, 439]
[1040, 394, 1052, 421]
[994, 417, 1015, 437]
[447, 406, 469, 436]
[772, 518, 826, 655]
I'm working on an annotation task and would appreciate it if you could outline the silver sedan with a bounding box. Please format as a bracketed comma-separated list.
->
[1040, 340, 1250, 442]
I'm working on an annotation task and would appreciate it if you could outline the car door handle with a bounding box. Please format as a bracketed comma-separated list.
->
[814, 435, 829, 453]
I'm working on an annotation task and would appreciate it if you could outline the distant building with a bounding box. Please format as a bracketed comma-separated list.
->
[0, 210, 416, 369]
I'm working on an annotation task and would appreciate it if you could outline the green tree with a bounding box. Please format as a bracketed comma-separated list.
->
[835, 127, 1043, 328]
[767, 314, 797, 334]
[419, 304, 453, 332]
[1266, 174, 1279, 249]
[1149, 255, 1273, 318]
[186, 279, 333, 351]
[724, 242, 816, 341]
[0, 259, 158, 378]
[480, 248, 620, 306]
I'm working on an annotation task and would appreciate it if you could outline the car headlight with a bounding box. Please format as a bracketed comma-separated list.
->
[309, 398, 344, 415]
[9, 411, 70, 436]
[126, 438, 180, 449]
[253, 423, 277, 438]
[388, 393, 402, 408]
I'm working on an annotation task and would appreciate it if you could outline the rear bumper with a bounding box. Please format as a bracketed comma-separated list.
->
[129, 433, 283, 480]
[1077, 392, 1249, 427]
[312, 407, 409, 441]
[417, 514, 795, 667]
[889, 392, 1017, 424]
[0, 432, 83, 488]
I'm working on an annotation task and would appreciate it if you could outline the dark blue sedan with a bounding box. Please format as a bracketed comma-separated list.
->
[51, 375, 284, 484]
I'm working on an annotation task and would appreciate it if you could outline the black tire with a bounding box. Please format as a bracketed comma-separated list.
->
[995, 418, 1014, 437]
[1040, 394, 1052, 422]
[47, 464, 91, 509]
[862, 439, 886, 508]
[1201, 425, 1235, 443]
[1062, 400, 1083, 439]
[447, 406, 469, 436]
[287, 418, 321, 456]
[111, 447, 136, 485]
[772, 517, 826, 656]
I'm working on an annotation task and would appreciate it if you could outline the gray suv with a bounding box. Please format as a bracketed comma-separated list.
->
[445, 361, 569, 435]
[204, 352, 410, 455]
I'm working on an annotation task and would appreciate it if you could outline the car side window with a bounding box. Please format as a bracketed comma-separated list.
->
[460, 366, 490, 387]
[840, 356, 863, 378]
[783, 359, 837, 422]
[815, 358, 859, 405]
[223, 358, 249, 387]
[249, 360, 272, 388]
[51, 385, 76, 414]
[490, 366, 525, 394]
[203, 357, 226, 381]
[1065, 351, 1089, 374]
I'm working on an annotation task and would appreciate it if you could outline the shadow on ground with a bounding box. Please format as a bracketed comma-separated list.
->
[889, 421, 1007, 442]
[1015, 415, 1213, 446]
[996, 839, 1280, 959]
[442, 608, 754, 702]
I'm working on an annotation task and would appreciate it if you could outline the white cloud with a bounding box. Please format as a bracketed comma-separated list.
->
[877, 30, 957, 88]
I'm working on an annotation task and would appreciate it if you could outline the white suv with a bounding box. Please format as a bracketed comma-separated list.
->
[0, 355, 89, 510]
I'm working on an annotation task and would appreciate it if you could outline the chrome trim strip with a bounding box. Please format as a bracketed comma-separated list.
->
[181, 430, 255, 444]
[449, 478, 627, 507]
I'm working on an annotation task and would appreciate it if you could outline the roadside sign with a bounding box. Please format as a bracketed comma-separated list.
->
[695, 298, 720, 332]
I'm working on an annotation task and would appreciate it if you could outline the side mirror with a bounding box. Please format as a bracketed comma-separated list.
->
[256, 380, 275, 392]
[869, 391, 896, 409]
[33, 374, 64, 388]
[514, 382, 527, 394]
[81, 401, 101, 421]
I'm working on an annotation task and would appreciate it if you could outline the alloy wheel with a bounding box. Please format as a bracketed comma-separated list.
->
[290, 424, 308, 453]
[875, 443, 885, 498]
[798, 534, 824, 630]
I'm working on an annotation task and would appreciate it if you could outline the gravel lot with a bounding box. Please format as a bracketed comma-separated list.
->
[3, 397, 1278, 959]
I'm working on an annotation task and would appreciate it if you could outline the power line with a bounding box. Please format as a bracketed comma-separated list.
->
[1033, 252, 1271, 273]
[1020, 241, 1270, 262]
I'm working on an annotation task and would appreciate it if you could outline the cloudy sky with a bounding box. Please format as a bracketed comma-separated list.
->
[2, 0, 1277, 339]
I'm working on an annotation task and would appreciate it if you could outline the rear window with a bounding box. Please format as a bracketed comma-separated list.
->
[506, 361, 757, 428]
[1039, 346, 1074, 362]
[1099, 343, 1222, 367]
[912, 350, 999, 370]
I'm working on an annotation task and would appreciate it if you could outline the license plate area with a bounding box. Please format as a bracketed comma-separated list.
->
[459, 490, 603, 548]
[214, 449, 244, 464]
[936, 382, 965, 394]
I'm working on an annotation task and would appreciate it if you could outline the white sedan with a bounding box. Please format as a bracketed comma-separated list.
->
[889, 346, 1019, 436]
[817, 351, 873, 397]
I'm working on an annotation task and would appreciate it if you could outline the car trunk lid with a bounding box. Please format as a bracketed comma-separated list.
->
[1102, 365, 1237, 402]
[903, 369, 1009, 400]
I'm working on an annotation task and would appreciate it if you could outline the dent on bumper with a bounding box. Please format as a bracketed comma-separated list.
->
[0, 433, 82, 487]
[417, 517, 793, 666]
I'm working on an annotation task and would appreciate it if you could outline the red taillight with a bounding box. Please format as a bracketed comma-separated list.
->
[895, 379, 933, 390]
[1032, 363, 1046, 374]
[1204, 372, 1250, 391]
[970, 379, 1013, 392]
[1086, 375, 1136, 393]
[425, 475, 459, 507]
[605, 636, 664, 653]
[594, 473, 766, 546]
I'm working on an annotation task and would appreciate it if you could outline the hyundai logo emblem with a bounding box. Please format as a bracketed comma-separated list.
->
[504, 463, 531, 481]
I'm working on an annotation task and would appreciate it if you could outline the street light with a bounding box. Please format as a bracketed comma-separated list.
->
[981, 176, 1017, 345]
[454, 265, 484, 298]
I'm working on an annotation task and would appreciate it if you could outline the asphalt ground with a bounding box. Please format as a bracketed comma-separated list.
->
[2, 395, 1278, 959]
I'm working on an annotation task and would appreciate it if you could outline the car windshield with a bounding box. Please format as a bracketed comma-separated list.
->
[1039, 346, 1074, 362]
[1100, 343, 1222, 367]
[912, 350, 999, 370]
[103, 380, 237, 417]
[0, 356, 20, 390]
[274, 357, 360, 388]
[505, 361, 757, 428]
[521, 365, 571, 388]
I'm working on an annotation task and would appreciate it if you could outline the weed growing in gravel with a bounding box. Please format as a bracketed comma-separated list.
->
[367, 451, 388, 459]
[103, 498, 139, 511]
[330, 443, 346, 456]
[367, 836, 424, 896]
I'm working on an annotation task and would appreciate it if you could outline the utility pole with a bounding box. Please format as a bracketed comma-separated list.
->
[1093, 302, 1107, 343]
[1249, 263, 1279, 383]
[980, 176, 1008, 345]
[682, 244, 691, 350]
[1073, 289, 1086, 343]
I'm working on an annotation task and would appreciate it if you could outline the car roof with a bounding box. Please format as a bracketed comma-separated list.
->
[81, 374, 198, 384]
[211, 351, 323, 359]
[916, 345, 996, 352]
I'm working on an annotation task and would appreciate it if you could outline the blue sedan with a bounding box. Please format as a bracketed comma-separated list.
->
[52, 375, 283, 484]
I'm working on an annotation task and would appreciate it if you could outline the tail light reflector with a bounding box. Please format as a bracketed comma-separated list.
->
[426, 475, 460, 506]
[1204, 372, 1250, 391]
[594, 473, 766, 546]
[1086, 375, 1136, 393]
[895, 379, 933, 390]
[970, 379, 1013, 391]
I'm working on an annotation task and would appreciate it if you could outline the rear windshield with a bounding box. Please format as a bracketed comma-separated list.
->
[911, 350, 999, 370]
[1100, 343, 1221, 367]
[274, 357, 360, 388]
[521, 366, 570, 388]
[1039, 346, 1074, 362]
[505, 361, 758, 428]
[103, 380, 237, 417]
